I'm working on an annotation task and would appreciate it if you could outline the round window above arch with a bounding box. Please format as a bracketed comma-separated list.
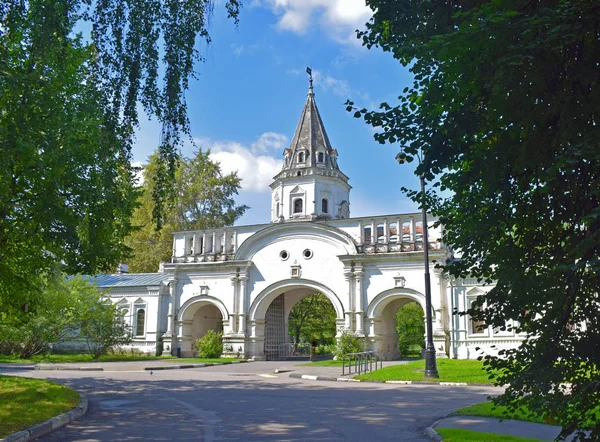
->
[280, 250, 290, 261]
[303, 249, 313, 260]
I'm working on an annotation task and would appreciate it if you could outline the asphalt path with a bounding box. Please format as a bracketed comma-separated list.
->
[2, 362, 502, 441]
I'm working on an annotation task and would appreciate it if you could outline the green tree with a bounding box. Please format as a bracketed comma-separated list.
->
[126, 150, 248, 273]
[351, 1, 599, 438]
[395, 302, 424, 357]
[0, 0, 241, 312]
[79, 298, 132, 359]
[288, 294, 337, 346]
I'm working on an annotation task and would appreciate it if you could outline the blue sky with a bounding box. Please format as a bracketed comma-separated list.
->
[132, 0, 422, 226]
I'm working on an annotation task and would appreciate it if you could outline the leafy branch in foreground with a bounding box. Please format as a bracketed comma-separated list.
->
[352, 1, 600, 439]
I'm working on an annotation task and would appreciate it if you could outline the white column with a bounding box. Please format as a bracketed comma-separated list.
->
[212, 231, 217, 254]
[396, 218, 401, 243]
[202, 233, 207, 254]
[238, 275, 249, 335]
[371, 220, 376, 245]
[224, 231, 230, 254]
[230, 275, 239, 333]
[344, 271, 353, 330]
[165, 279, 177, 337]
[354, 267, 364, 336]
[358, 221, 363, 245]
[383, 219, 389, 243]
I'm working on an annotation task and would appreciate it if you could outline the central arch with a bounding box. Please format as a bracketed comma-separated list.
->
[250, 278, 344, 321]
[249, 279, 344, 360]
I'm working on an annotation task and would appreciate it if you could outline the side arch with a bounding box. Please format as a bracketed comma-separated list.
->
[178, 295, 230, 322]
[249, 278, 345, 321]
[367, 288, 434, 319]
[235, 223, 358, 261]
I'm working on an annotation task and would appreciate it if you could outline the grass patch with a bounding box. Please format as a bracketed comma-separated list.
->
[0, 354, 172, 364]
[0, 376, 80, 438]
[355, 359, 495, 383]
[436, 428, 543, 441]
[166, 358, 246, 363]
[454, 401, 547, 425]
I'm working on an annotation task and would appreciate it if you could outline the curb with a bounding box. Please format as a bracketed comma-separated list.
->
[144, 360, 249, 371]
[424, 418, 446, 442]
[1, 360, 250, 372]
[0, 393, 88, 442]
[288, 373, 486, 387]
[424, 424, 443, 442]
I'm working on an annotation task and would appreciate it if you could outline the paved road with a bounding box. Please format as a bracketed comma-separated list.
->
[1, 362, 501, 441]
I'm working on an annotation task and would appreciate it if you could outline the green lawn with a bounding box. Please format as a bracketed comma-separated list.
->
[165, 358, 246, 363]
[0, 354, 172, 364]
[0, 376, 80, 438]
[355, 359, 496, 383]
[454, 401, 548, 425]
[436, 428, 543, 442]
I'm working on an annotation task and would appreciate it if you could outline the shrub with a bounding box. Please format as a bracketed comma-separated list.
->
[194, 330, 223, 358]
[335, 331, 364, 358]
[315, 344, 336, 355]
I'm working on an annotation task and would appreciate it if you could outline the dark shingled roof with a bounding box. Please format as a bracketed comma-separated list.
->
[89, 273, 166, 288]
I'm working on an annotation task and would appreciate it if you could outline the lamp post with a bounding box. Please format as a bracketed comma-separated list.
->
[396, 150, 439, 378]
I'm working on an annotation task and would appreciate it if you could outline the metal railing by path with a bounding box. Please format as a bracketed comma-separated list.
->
[342, 351, 382, 376]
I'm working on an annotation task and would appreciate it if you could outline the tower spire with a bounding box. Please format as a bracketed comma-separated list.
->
[306, 66, 313, 96]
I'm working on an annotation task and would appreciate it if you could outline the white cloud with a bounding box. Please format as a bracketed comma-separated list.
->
[260, 0, 373, 41]
[313, 70, 351, 97]
[231, 43, 244, 55]
[197, 133, 286, 193]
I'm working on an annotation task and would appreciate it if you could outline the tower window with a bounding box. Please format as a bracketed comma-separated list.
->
[321, 198, 328, 214]
[318, 152, 324, 163]
[298, 152, 305, 162]
[293, 198, 303, 214]
[276, 202, 280, 217]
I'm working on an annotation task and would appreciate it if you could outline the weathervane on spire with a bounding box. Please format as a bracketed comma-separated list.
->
[306, 66, 313, 88]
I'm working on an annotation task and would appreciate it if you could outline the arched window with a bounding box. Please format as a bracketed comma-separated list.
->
[293, 198, 303, 214]
[135, 309, 145, 336]
[321, 198, 328, 214]
[298, 152, 305, 162]
[276, 202, 280, 217]
[318, 152, 324, 163]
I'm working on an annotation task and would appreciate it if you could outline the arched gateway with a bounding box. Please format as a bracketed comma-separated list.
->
[88, 81, 522, 360]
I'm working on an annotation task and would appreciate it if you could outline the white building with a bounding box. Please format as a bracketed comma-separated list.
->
[94, 83, 524, 360]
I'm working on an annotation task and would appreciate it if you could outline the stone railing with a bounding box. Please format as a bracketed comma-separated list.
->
[347, 213, 443, 254]
[170, 213, 444, 263]
[171, 227, 240, 263]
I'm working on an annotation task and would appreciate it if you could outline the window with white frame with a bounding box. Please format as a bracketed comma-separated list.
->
[135, 309, 146, 336]
[468, 297, 486, 335]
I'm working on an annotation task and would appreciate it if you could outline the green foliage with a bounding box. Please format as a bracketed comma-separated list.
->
[314, 344, 336, 356]
[355, 0, 599, 438]
[194, 330, 223, 359]
[76, 286, 133, 359]
[125, 150, 248, 272]
[0, 4, 137, 312]
[288, 293, 337, 346]
[395, 302, 424, 357]
[335, 331, 364, 358]
[0, 0, 242, 311]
